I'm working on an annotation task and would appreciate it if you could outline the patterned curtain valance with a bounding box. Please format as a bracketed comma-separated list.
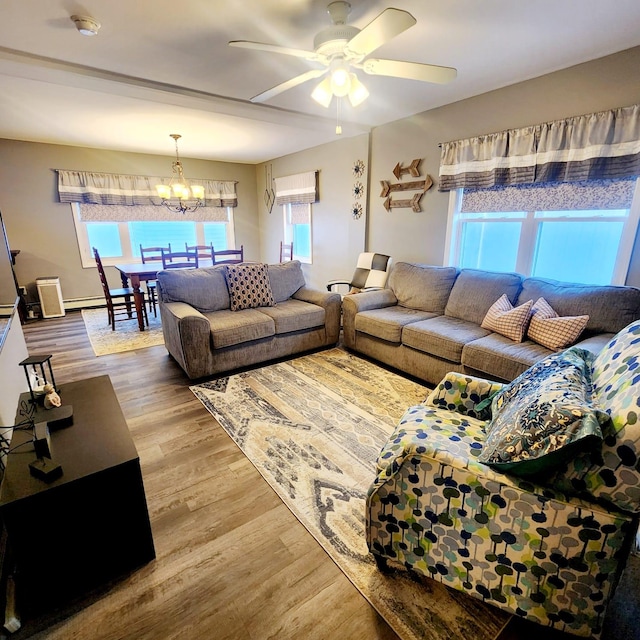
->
[439, 104, 640, 191]
[461, 178, 637, 213]
[57, 170, 238, 207]
[77, 203, 229, 223]
[274, 171, 318, 206]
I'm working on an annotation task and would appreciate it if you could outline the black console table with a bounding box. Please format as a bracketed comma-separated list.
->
[0, 375, 155, 617]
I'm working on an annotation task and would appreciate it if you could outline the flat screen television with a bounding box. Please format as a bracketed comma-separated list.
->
[0, 210, 19, 351]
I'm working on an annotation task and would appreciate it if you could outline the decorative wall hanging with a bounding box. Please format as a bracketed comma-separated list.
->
[352, 181, 364, 199]
[352, 159, 365, 178]
[379, 158, 433, 212]
[264, 164, 275, 213]
[352, 203, 363, 219]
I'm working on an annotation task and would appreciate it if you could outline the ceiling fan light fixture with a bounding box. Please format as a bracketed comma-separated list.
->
[311, 77, 333, 108]
[329, 61, 351, 97]
[348, 74, 369, 107]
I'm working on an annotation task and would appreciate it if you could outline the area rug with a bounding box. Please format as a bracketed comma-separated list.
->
[81, 307, 164, 356]
[191, 348, 510, 640]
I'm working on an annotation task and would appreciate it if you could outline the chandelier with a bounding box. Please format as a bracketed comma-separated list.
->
[155, 134, 204, 214]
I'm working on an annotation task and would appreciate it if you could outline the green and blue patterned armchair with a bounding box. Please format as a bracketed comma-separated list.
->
[366, 319, 640, 637]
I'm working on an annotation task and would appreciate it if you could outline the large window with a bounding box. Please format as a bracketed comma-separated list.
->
[445, 179, 640, 285]
[73, 204, 236, 267]
[283, 203, 312, 263]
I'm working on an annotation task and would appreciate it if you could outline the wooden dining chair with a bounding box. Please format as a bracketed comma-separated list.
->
[185, 243, 214, 260]
[93, 247, 148, 331]
[212, 245, 244, 265]
[279, 241, 293, 262]
[140, 244, 171, 316]
[161, 248, 199, 270]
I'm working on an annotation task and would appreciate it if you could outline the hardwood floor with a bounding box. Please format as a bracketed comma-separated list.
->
[7, 311, 640, 640]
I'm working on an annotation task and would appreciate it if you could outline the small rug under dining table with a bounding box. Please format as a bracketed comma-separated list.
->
[190, 348, 510, 640]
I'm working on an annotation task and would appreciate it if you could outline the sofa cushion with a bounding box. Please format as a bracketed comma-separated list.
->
[462, 333, 551, 382]
[258, 299, 325, 334]
[204, 308, 275, 349]
[402, 316, 491, 364]
[517, 277, 640, 335]
[157, 266, 230, 312]
[225, 263, 276, 311]
[481, 294, 533, 342]
[478, 348, 606, 477]
[445, 269, 522, 325]
[388, 262, 458, 312]
[526, 297, 589, 350]
[355, 307, 436, 343]
[268, 260, 306, 303]
[552, 319, 640, 512]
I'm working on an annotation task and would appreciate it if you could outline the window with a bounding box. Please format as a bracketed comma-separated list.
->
[72, 204, 236, 267]
[283, 203, 312, 263]
[445, 179, 640, 285]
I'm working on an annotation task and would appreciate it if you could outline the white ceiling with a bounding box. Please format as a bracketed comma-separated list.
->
[1, 0, 639, 164]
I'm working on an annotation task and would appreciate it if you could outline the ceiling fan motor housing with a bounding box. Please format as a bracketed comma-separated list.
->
[314, 25, 360, 57]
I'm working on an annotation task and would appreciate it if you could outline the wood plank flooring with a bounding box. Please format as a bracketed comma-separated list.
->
[6, 311, 640, 640]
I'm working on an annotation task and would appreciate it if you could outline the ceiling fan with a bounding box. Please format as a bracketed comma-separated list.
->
[229, 1, 457, 108]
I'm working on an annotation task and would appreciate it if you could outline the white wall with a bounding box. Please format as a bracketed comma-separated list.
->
[0, 316, 29, 425]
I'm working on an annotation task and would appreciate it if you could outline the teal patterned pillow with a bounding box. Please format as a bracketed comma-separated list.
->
[552, 319, 640, 512]
[478, 348, 607, 477]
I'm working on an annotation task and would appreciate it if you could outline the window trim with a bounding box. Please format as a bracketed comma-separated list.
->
[71, 203, 236, 268]
[282, 203, 312, 264]
[445, 179, 640, 285]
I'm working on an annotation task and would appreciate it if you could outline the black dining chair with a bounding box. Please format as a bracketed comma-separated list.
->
[279, 241, 293, 263]
[93, 247, 148, 331]
[161, 248, 199, 270]
[140, 244, 171, 316]
[212, 245, 244, 265]
[185, 243, 214, 261]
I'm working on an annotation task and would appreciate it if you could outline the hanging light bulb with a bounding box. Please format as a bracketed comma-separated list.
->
[329, 60, 351, 97]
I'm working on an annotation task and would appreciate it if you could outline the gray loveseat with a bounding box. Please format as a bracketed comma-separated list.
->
[157, 260, 341, 379]
[342, 262, 640, 385]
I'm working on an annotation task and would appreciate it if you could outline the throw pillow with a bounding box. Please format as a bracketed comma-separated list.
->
[480, 294, 533, 342]
[527, 297, 589, 350]
[225, 263, 276, 311]
[478, 347, 607, 477]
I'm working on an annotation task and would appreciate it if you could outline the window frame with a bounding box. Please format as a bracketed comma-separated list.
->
[71, 203, 236, 268]
[444, 179, 640, 285]
[282, 203, 312, 264]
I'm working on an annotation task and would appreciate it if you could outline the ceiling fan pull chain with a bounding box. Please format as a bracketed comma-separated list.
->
[336, 97, 343, 135]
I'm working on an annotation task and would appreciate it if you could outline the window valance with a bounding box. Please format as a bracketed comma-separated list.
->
[439, 104, 640, 191]
[77, 203, 229, 223]
[57, 170, 238, 208]
[274, 171, 318, 205]
[461, 178, 637, 213]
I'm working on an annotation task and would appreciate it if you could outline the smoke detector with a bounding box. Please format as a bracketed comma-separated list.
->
[70, 15, 101, 36]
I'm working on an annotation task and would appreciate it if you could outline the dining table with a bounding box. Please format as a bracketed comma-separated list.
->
[115, 261, 213, 331]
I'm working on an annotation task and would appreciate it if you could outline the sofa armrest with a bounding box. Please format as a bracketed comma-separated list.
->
[342, 289, 398, 348]
[293, 287, 342, 343]
[424, 372, 504, 420]
[159, 301, 213, 379]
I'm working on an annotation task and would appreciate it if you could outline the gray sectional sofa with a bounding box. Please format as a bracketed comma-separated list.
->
[342, 262, 640, 385]
[157, 261, 341, 379]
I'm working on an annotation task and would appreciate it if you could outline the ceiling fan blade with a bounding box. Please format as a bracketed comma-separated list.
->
[345, 8, 416, 58]
[229, 40, 327, 64]
[250, 69, 327, 103]
[361, 58, 457, 84]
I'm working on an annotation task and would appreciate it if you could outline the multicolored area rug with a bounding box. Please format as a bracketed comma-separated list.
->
[191, 348, 510, 640]
[81, 307, 164, 356]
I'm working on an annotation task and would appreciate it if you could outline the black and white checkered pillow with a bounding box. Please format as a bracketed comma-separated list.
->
[350, 253, 391, 291]
[225, 263, 276, 311]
